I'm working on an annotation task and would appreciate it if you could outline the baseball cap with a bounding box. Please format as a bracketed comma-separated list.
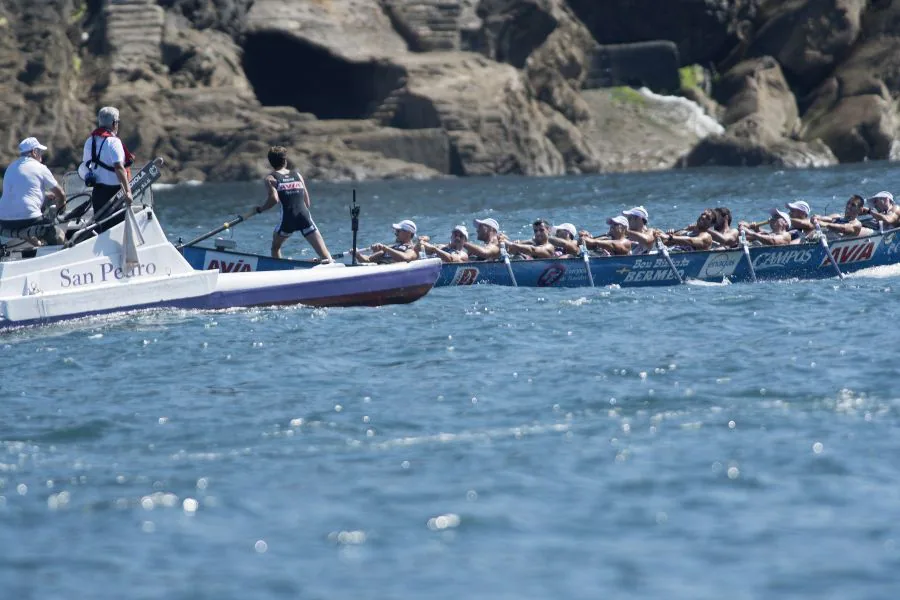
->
[452, 225, 469, 239]
[770, 208, 791, 224]
[553, 223, 577, 238]
[473, 217, 499, 232]
[18, 137, 47, 154]
[607, 215, 629, 227]
[392, 219, 417, 234]
[622, 206, 649, 221]
[786, 200, 811, 216]
[869, 191, 894, 203]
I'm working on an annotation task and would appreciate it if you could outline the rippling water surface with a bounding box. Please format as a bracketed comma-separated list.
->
[3, 164, 900, 599]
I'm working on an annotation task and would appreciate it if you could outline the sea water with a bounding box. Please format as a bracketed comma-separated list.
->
[2, 163, 900, 599]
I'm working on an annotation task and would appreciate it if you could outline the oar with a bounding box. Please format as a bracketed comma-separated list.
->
[580, 239, 595, 287]
[739, 227, 757, 283]
[176, 208, 257, 250]
[656, 238, 684, 284]
[499, 239, 517, 287]
[814, 219, 844, 280]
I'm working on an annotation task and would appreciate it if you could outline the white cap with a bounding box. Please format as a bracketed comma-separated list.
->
[553, 223, 577, 238]
[869, 191, 894, 203]
[392, 219, 417, 234]
[786, 200, 811, 216]
[622, 206, 649, 221]
[18, 137, 47, 154]
[770, 208, 791, 224]
[473, 217, 499, 232]
[607, 215, 629, 227]
[452, 225, 469, 239]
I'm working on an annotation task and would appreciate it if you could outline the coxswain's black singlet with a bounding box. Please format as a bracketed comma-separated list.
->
[271, 171, 316, 237]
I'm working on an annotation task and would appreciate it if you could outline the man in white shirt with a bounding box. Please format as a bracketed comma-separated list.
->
[80, 106, 134, 231]
[0, 137, 66, 245]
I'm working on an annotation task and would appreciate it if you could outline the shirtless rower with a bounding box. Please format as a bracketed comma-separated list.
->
[622, 206, 656, 254]
[548, 223, 580, 257]
[501, 219, 555, 259]
[581, 215, 632, 256]
[659, 209, 714, 251]
[355, 219, 419, 263]
[464, 217, 502, 260]
[709, 207, 739, 248]
[740, 208, 792, 246]
[418, 224, 469, 263]
[868, 191, 900, 229]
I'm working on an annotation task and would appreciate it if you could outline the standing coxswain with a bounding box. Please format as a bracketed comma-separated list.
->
[252, 146, 333, 262]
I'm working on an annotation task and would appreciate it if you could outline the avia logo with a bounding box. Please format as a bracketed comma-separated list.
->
[537, 264, 566, 286]
[824, 241, 875, 265]
[452, 267, 480, 285]
[207, 258, 254, 272]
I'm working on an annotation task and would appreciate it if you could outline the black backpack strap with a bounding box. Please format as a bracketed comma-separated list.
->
[91, 136, 115, 171]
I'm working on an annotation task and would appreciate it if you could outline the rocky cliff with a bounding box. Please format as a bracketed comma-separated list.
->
[1, 0, 898, 184]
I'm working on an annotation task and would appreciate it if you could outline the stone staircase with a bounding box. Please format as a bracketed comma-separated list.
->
[104, 0, 165, 78]
[384, 0, 461, 52]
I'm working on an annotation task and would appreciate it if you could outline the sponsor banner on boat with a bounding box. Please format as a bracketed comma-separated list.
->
[537, 263, 591, 286]
[752, 248, 815, 273]
[451, 266, 480, 285]
[823, 237, 880, 266]
[204, 251, 258, 273]
[697, 251, 742, 279]
[621, 256, 689, 283]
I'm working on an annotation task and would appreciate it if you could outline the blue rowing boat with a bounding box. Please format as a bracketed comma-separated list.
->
[180, 227, 900, 287]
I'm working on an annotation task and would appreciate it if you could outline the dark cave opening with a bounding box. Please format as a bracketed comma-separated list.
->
[242, 31, 405, 120]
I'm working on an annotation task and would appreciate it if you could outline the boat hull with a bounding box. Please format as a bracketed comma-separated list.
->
[181, 228, 900, 287]
[0, 210, 441, 330]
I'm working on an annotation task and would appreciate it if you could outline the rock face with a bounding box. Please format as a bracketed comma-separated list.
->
[0, 0, 898, 185]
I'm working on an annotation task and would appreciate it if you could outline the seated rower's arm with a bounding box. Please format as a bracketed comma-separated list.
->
[530, 242, 556, 259]
[382, 244, 418, 262]
[822, 219, 861, 236]
[708, 228, 738, 248]
[665, 232, 712, 251]
[586, 238, 631, 256]
[548, 236, 579, 256]
[463, 241, 500, 260]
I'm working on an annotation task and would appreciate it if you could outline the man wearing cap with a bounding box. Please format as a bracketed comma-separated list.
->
[252, 146, 332, 261]
[502, 219, 555, 259]
[581, 216, 633, 256]
[464, 217, 501, 260]
[622, 206, 656, 254]
[869, 191, 900, 228]
[785, 200, 815, 240]
[0, 137, 66, 245]
[547, 222, 580, 257]
[80, 106, 134, 231]
[418, 225, 469, 263]
[356, 220, 418, 264]
[740, 209, 792, 246]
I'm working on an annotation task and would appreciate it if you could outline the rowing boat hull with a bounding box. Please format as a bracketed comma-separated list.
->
[182, 228, 900, 287]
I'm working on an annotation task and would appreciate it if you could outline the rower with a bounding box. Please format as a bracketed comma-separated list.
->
[418, 225, 469, 263]
[501, 218, 555, 259]
[868, 191, 900, 229]
[0, 137, 66, 246]
[464, 217, 502, 260]
[817, 194, 872, 237]
[659, 209, 714, 251]
[355, 219, 419, 264]
[709, 207, 739, 248]
[581, 215, 632, 256]
[740, 208, 792, 246]
[548, 222, 580, 257]
[785, 200, 815, 240]
[621, 206, 656, 254]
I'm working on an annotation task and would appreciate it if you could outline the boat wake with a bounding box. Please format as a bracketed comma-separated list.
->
[845, 263, 900, 280]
